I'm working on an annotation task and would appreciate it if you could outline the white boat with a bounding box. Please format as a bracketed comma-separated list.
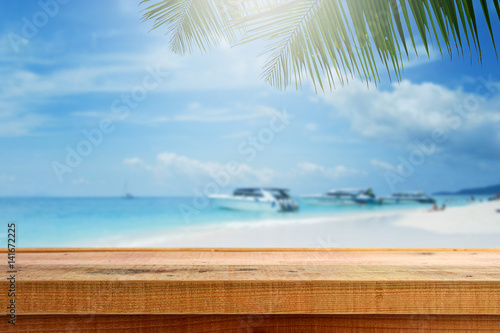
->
[209, 188, 299, 212]
[301, 189, 363, 206]
[353, 194, 383, 205]
[380, 191, 435, 204]
[302, 188, 383, 205]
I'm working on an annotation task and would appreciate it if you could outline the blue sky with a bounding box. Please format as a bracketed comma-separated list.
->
[1, 0, 500, 197]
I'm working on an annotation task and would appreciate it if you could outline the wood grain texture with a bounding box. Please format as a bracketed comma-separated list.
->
[5, 315, 500, 332]
[2, 249, 500, 315]
[7, 247, 500, 252]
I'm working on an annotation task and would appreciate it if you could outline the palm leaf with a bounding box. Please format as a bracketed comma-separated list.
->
[141, 0, 500, 90]
[140, 0, 241, 54]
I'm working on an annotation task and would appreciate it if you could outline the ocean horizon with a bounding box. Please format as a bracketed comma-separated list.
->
[1, 195, 487, 248]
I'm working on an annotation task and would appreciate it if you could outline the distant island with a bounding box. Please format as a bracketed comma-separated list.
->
[434, 183, 500, 195]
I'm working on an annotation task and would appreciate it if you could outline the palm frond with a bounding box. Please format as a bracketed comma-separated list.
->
[140, 0, 500, 90]
[140, 0, 241, 54]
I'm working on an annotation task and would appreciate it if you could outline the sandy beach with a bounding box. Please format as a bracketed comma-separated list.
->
[102, 200, 500, 248]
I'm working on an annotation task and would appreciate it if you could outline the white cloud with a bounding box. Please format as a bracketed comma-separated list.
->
[124, 152, 360, 190]
[305, 123, 317, 132]
[71, 110, 108, 118]
[156, 152, 221, 178]
[134, 103, 281, 125]
[296, 162, 361, 180]
[221, 131, 252, 140]
[71, 178, 89, 185]
[0, 107, 48, 137]
[0, 35, 269, 136]
[124, 157, 153, 171]
[403, 44, 440, 68]
[370, 159, 397, 172]
[150, 107, 260, 123]
[124, 152, 276, 185]
[322, 80, 458, 138]
[0, 38, 265, 99]
[308, 134, 362, 144]
[117, 0, 141, 13]
[319, 78, 500, 158]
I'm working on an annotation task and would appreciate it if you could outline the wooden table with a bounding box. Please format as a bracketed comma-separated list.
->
[2, 248, 500, 332]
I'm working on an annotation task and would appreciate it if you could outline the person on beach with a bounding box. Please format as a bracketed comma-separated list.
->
[428, 203, 445, 212]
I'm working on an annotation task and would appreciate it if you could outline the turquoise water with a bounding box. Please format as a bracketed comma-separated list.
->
[0, 195, 484, 247]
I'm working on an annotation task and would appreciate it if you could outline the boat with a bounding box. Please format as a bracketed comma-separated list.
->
[353, 194, 383, 205]
[301, 189, 364, 206]
[380, 191, 435, 204]
[488, 194, 500, 201]
[352, 187, 383, 205]
[301, 188, 382, 206]
[122, 181, 134, 199]
[209, 188, 299, 212]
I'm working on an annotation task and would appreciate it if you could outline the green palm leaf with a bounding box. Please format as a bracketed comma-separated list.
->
[140, 0, 241, 54]
[141, 0, 500, 90]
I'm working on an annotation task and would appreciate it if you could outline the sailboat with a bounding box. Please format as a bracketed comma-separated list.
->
[122, 181, 134, 199]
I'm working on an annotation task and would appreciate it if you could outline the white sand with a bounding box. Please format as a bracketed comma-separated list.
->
[100, 201, 500, 248]
[395, 200, 500, 234]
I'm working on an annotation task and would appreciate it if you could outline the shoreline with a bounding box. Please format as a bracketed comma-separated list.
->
[97, 200, 500, 248]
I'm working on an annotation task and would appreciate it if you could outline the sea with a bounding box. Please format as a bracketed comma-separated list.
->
[0, 195, 486, 247]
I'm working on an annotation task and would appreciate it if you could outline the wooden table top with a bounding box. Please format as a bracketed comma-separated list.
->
[3, 248, 500, 315]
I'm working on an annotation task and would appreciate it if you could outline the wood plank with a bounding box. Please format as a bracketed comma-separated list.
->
[11, 248, 500, 267]
[5, 315, 500, 332]
[8, 247, 500, 252]
[14, 280, 500, 315]
[2, 249, 500, 315]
